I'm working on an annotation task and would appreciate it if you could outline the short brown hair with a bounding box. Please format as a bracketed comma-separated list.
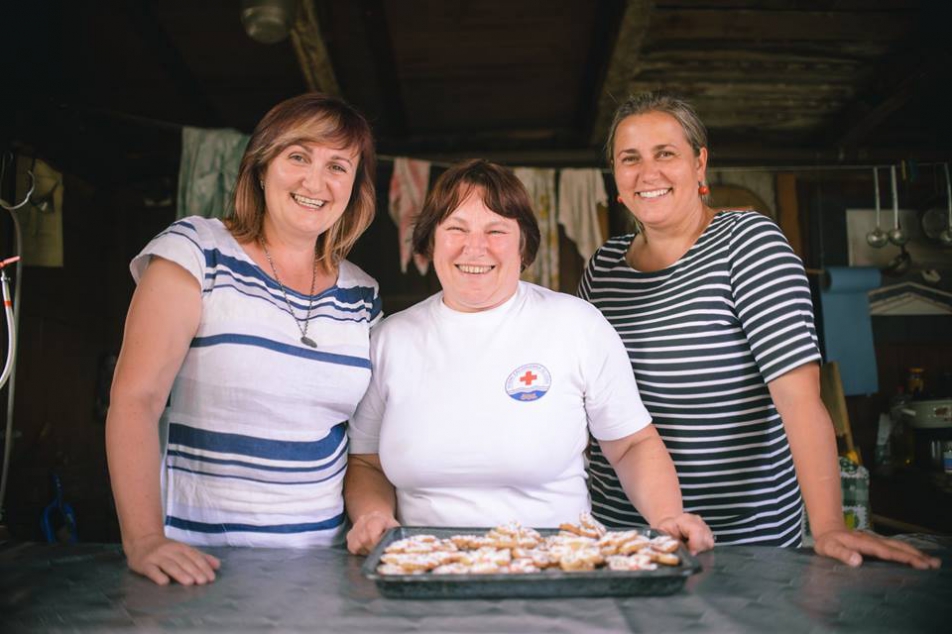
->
[411, 159, 541, 270]
[227, 93, 376, 272]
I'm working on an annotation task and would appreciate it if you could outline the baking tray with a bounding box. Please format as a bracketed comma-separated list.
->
[361, 526, 701, 599]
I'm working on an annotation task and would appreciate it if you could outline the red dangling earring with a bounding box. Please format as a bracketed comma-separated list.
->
[616, 194, 624, 204]
[698, 183, 710, 196]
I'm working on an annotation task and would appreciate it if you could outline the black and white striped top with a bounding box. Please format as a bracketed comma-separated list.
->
[579, 210, 821, 546]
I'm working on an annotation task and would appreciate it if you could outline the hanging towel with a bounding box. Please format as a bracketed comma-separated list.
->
[514, 167, 558, 290]
[388, 157, 431, 275]
[177, 127, 249, 220]
[819, 266, 881, 395]
[557, 168, 607, 263]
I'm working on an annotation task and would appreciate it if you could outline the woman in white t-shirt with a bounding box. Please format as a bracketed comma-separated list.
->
[345, 159, 713, 555]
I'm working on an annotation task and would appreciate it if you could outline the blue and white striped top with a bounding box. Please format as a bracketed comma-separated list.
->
[131, 217, 381, 547]
[580, 211, 821, 546]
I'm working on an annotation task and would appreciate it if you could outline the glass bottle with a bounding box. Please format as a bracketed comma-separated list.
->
[907, 367, 925, 399]
[889, 386, 915, 468]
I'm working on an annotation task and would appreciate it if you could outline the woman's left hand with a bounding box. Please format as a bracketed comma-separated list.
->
[813, 529, 941, 569]
[653, 513, 715, 555]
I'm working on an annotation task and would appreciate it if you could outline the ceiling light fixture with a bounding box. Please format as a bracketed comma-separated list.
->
[240, 0, 297, 44]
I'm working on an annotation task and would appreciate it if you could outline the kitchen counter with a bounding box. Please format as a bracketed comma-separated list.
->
[1, 540, 949, 633]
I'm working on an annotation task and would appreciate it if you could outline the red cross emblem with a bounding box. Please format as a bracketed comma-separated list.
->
[506, 364, 550, 402]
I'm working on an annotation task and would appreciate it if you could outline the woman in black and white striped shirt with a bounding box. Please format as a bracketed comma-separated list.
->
[581, 92, 938, 569]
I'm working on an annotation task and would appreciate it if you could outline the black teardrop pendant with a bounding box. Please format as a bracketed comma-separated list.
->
[301, 336, 318, 348]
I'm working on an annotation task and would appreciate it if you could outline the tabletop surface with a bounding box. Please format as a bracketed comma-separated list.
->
[1, 540, 949, 633]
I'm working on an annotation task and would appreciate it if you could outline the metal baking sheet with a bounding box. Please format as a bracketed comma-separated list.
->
[361, 526, 701, 599]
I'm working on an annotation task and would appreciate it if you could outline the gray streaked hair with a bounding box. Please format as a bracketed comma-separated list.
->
[605, 92, 708, 165]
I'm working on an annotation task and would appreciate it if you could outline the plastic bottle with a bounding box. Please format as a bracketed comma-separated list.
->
[839, 457, 870, 530]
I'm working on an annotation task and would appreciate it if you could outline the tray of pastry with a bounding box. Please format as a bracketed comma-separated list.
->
[361, 515, 701, 599]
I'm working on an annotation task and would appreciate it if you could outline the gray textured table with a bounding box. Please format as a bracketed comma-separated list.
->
[1, 541, 948, 632]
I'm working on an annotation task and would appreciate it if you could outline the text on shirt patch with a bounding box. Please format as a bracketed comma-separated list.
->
[505, 363, 551, 402]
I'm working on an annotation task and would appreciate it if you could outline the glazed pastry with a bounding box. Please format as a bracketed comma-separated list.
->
[375, 513, 680, 576]
[606, 554, 657, 571]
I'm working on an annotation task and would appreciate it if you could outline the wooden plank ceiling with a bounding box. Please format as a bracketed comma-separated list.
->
[8, 0, 952, 186]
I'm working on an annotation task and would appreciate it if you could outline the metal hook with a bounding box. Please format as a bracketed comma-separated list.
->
[887, 164, 908, 246]
[866, 168, 888, 248]
[0, 170, 36, 211]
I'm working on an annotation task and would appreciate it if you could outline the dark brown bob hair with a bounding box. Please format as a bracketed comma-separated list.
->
[411, 159, 541, 270]
[227, 92, 376, 272]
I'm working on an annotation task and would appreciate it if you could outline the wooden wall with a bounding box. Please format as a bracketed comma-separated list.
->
[1, 174, 174, 542]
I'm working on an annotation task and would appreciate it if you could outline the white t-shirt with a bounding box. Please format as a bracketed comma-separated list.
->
[349, 281, 651, 528]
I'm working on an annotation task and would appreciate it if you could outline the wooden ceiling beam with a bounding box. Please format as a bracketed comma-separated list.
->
[378, 127, 578, 156]
[648, 7, 916, 42]
[822, 2, 952, 151]
[291, 0, 341, 96]
[831, 45, 952, 149]
[357, 0, 407, 137]
[590, 0, 655, 146]
[14, 103, 181, 188]
[124, 0, 221, 126]
[573, 0, 627, 147]
[835, 71, 927, 149]
[381, 142, 951, 170]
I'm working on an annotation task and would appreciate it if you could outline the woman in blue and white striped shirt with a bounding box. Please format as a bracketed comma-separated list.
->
[106, 93, 381, 585]
[582, 92, 938, 570]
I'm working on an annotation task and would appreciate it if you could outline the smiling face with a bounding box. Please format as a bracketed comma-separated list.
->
[433, 188, 523, 313]
[261, 142, 359, 243]
[612, 111, 708, 231]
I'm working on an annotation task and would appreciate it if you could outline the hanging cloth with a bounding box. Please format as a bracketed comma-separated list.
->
[177, 127, 249, 219]
[388, 157, 431, 275]
[819, 267, 881, 395]
[514, 167, 558, 290]
[557, 168, 607, 263]
[15, 156, 64, 267]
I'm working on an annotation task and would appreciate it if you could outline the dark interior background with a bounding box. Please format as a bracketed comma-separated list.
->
[1, 0, 951, 541]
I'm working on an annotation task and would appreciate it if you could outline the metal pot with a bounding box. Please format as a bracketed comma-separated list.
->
[900, 399, 952, 429]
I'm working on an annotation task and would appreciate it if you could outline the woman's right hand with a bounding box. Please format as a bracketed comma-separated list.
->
[346, 511, 400, 555]
[124, 533, 221, 586]
[107, 258, 209, 587]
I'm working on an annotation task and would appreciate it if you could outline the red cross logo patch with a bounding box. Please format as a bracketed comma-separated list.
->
[505, 363, 551, 402]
